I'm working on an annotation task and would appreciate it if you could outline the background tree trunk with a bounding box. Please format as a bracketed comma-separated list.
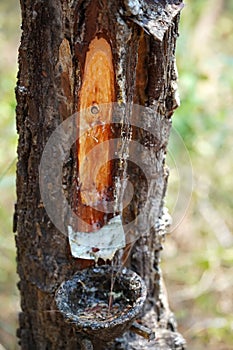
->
[15, 0, 186, 349]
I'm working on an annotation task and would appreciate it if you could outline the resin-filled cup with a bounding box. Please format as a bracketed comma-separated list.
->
[55, 266, 147, 342]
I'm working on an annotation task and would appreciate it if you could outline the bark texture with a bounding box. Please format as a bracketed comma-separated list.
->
[15, 0, 186, 349]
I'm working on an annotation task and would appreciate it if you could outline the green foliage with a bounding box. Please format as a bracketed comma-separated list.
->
[0, 1, 20, 349]
[164, 1, 233, 348]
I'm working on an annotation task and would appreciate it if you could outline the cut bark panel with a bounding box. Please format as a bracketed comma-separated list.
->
[78, 36, 115, 231]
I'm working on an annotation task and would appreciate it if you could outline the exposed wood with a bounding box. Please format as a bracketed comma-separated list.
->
[78, 36, 115, 231]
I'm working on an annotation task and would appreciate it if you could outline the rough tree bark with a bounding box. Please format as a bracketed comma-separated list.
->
[15, 0, 186, 349]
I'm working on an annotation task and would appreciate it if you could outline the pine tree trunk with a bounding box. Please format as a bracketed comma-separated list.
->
[15, 0, 186, 349]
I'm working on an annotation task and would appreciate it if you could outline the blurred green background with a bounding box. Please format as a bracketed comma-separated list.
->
[0, 1, 232, 349]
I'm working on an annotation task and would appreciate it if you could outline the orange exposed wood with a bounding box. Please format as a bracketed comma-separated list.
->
[77, 37, 115, 232]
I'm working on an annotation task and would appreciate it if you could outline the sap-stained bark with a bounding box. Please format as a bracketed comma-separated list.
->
[16, 0, 185, 349]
